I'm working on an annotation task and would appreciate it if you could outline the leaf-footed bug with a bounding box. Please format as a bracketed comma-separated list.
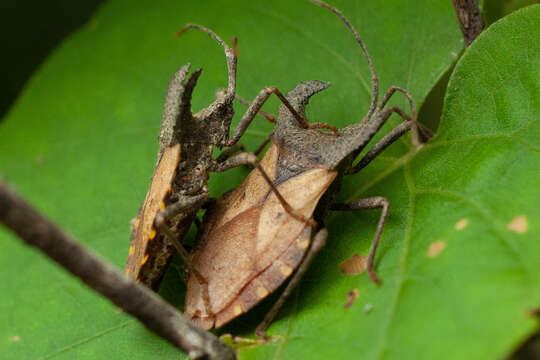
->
[184, 0, 427, 336]
[125, 24, 319, 305]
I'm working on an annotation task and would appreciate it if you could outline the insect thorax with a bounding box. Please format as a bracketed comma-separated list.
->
[179, 96, 234, 146]
[171, 142, 214, 197]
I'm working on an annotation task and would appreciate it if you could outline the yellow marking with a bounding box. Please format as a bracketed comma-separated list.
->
[256, 286, 269, 298]
[167, 185, 172, 194]
[129, 245, 134, 255]
[125, 268, 130, 275]
[141, 254, 149, 265]
[160, 201, 166, 210]
[149, 228, 157, 240]
[507, 215, 528, 234]
[130, 217, 140, 231]
[427, 241, 446, 258]
[455, 218, 469, 230]
[296, 239, 310, 249]
[10, 336, 20, 342]
[233, 304, 243, 316]
[279, 264, 293, 277]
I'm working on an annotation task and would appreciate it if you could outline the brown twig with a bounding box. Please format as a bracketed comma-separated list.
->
[0, 180, 235, 360]
[452, 0, 485, 46]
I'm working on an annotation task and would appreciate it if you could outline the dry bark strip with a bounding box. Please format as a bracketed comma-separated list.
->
[0, 180, 235, 360]
[452, 0, 485, 46]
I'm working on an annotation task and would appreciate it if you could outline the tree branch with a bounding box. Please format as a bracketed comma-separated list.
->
[452, 0, 485, 46]
[0, 180, 235, 360]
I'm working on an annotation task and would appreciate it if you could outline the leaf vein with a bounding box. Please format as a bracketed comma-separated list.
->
[38, 320, 135, 359]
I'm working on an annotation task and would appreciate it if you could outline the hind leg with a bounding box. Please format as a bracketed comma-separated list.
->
[331, 197, 389, 285]
[255, 229, 328, 338]
[154, 194, 212, 316]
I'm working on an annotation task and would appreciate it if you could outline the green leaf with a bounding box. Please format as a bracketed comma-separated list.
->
[0, 0, 469, 359]
[239, 5, 540, 360]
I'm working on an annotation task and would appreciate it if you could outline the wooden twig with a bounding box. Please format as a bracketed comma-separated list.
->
[452, 0, 485, 46]
[0, 180, 235, 360]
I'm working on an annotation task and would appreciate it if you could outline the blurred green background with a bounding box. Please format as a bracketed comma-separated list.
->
[0, 1, 104, 119]
[2, 0, 537, 121]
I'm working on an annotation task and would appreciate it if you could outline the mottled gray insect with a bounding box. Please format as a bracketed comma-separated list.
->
[125, 24, 312, 302]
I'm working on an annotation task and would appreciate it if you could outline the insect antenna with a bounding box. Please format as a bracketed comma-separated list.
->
[176, 24, 237, 96]
[309, 0, 379, 120]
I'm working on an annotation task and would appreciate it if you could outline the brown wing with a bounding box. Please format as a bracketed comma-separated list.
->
[125, 143, 181, 288]
[215, 225, 312, 328]
[185, 143, 337, 328]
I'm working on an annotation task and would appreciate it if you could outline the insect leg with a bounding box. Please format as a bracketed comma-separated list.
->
[215, 142, 247, 163]
[226, 87, 308, 147]
[348, 119, 413, 175]
[154, 194, 212, 316]
[377, 85, 421, 147]
[234, 94, 275, 155]
[155, 193, 209, 227]
[233, 92, 337, 154]
[213, 152, 317, 228]
[310, 0, 379, 120]
[255, 228, 328, 338]
[253, 130, 274, 157]
[347, 107, 413, 175]
[177, 24, 237, 94]
[331, 197, 389, 285]
[235, 94, 276, 123]
[154, 192, 208, 261]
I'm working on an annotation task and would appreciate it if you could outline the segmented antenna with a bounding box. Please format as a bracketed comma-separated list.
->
[176, 24, 237, 96]
[309, 0, 379, 120]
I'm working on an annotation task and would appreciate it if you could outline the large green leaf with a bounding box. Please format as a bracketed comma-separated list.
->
[0, 0, 498, 359]
[239, 5, 540, 360]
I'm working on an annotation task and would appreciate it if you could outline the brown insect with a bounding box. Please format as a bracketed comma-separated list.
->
[184, 0, 426, 336]
[125, 24, 312, 295]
